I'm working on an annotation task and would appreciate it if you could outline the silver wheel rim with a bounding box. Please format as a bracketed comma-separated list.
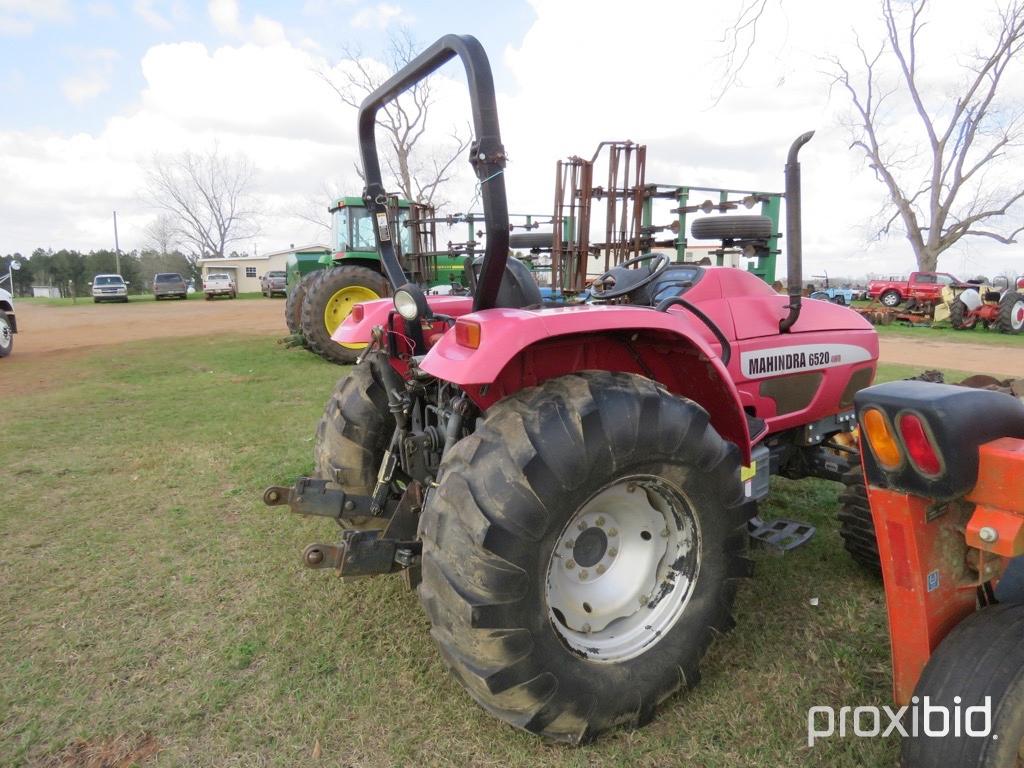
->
[0, 319, 10, 350]
[545, 476, 701, 663]
[1012, 300, 1024, 331]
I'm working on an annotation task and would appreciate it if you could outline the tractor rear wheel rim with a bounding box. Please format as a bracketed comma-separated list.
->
[323, 284, 379, 348]
[0, 321, 10, 349]
[1013, 300, 1024, 330]
[545, 476, 701, 663]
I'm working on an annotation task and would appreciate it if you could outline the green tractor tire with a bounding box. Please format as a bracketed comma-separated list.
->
[300, 265, 389, 365]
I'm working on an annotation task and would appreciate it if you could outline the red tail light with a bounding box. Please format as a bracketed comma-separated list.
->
[897, 412, 942, 477]
[350, 304, 364, 322]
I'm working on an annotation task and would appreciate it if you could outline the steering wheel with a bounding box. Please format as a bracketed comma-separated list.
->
[590, 253, 670, 300]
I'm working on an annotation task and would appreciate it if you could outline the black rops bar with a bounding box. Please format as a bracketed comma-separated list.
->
[357, 34, 509, 313]
[780, 130, 814, 333]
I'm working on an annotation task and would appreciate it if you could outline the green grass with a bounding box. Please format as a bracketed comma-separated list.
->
[873, 321, 1024, 347]
[0, 340, 982, 766]
[17, 292, 274, 307]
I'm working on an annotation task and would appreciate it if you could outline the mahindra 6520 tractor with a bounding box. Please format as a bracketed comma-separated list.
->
[265, 35, 879, 743]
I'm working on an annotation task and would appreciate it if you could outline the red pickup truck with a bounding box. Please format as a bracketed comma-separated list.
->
[867, 271, 964, 307]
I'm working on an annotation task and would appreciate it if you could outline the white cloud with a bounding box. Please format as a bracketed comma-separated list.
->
[0, 15, 29, 34]
[0, 38, 363, 255]
[208, 0, 240, 36]
[86, 1, 116, 18]
[0, 0, 70, 34]
[62, 72, 111, 104]
[350, 3, 408, 30]
[209, 0, 286, 45]
[61, 48, 119, 105]
[134, 0, 172, 30]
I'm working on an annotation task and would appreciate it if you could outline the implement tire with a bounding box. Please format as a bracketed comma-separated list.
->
[418, 371, 752, 743]
[902, 604, 1024, 767]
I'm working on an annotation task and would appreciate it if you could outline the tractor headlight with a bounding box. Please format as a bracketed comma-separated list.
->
[394, 283, 429, 322]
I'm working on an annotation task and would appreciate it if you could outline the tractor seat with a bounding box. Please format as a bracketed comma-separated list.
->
[469, 255, 543, 309]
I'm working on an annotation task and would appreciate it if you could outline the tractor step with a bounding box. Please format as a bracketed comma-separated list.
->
[747, 515, 816, 553]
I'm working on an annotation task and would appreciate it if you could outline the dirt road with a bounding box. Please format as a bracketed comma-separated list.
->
[8, 298, 285, 359]
[2, 298, 1020, 377]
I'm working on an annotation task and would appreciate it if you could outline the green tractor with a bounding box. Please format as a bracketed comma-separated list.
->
[286, 195, 468, 364]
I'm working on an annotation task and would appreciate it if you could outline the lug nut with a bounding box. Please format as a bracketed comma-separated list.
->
[661, 528, 669, 538]
[596, 564, 606, 575]
[579, 570, 589, 579]
[565, 539, 574, 548]
[566, 559, 576, 569]
[582, 623, 592, 634]
[979, 526, 999, 543]
[608, 547, 618, 557]
[578, 521, 587, 532]
[596, 516, 605, 527]
[608, 528, 618, 537]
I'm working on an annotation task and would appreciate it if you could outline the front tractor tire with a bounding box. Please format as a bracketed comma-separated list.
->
[836, 466, 881, 575]
[301, 265, 388, 365]
[950, 298, 978, 330]
[418, 372, 752, 743]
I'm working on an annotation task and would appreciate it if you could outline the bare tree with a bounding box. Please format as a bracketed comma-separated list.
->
[830, 0, 1024, 271]
[289, 178, 353, 240]
[318, 29, 471, 208]
[712, 0, 773, 105]
[143, 213, 179, 256]
[146, 147, 261, 263]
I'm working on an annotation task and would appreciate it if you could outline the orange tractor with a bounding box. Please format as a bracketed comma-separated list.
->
[855, 379, 1024, 766]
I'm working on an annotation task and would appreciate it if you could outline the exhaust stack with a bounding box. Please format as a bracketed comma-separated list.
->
[780, 131, 815, 333]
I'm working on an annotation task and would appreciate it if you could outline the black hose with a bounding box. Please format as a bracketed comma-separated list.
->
[655, 296, 732, 367]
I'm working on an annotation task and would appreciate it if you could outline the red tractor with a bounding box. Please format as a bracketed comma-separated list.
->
[854, 379, 1024, 766]
[265, 35, 880, 742]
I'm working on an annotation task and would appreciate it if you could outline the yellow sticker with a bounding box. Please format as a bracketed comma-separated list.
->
[741, 462, 757, 482]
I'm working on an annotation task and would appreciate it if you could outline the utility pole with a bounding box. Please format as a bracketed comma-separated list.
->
[112, 210, 121, 274]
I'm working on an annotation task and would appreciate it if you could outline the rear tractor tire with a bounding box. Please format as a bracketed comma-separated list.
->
[418, 371, 752, 743]
[285, 271, 320, 338]
[997, 290, 1024, 334]
[301, 265, 388, 365]
[836, 466, 881, 575]
[314, 360, 395, 513]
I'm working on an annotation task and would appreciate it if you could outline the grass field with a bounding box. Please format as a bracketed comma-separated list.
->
[0, 339, 986, 766]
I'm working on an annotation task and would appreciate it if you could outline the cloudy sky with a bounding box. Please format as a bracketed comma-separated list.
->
[1, 0, 1023, 279]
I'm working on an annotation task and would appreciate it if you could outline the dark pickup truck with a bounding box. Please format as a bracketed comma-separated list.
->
[260, 270, 287, 297]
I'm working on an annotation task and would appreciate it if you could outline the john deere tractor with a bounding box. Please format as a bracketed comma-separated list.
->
[287, 196, 468, 364]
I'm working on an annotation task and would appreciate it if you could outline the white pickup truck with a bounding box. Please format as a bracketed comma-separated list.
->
[203, 273, 237, 300]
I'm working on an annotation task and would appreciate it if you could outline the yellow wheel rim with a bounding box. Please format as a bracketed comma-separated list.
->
[324, 284, 380, 349]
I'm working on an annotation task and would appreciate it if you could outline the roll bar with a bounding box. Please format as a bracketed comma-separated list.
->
[357, 35, 509, 312]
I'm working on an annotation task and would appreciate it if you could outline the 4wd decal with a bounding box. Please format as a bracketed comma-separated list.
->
[740, 343, 872, 380]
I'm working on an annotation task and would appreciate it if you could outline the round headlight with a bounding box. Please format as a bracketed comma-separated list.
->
[394, 289, 420, 321]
